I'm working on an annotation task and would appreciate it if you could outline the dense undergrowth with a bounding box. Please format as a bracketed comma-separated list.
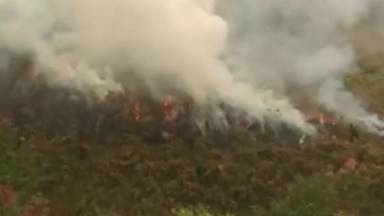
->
[1, 55, 384, 215]
[1, 118, 384, 216]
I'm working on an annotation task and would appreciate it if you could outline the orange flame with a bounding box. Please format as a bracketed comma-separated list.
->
[162, 95, 177, 122]
[304, 113, 335, 125]
[133, 101, 141, 121]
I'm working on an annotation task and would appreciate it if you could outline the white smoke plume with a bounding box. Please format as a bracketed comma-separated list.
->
[0, 0, 383, 134]
[216, 0, 384, 134]
[0, 0, 316, 134]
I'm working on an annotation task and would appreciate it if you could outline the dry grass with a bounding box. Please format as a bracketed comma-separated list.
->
[2, 39, 384, 216]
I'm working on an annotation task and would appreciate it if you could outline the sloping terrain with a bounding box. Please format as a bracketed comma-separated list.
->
[1, 33, 384, 216]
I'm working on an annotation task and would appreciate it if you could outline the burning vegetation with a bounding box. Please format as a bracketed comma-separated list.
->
[0, 54, 361, 150]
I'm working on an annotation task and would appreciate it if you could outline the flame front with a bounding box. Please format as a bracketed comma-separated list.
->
[303, 112, 335, 125]
[133, 101, 141, 121]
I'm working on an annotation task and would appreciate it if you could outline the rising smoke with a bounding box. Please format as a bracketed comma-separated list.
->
[216, 0, 384, 134]
[0, 0, 383, 134]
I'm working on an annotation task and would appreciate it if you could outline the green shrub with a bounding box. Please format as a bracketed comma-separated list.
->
[172, 206, 234, 216]
[262, 176, 339, 216]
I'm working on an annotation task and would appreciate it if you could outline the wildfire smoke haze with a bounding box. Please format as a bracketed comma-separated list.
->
[0, 0, 383, 136]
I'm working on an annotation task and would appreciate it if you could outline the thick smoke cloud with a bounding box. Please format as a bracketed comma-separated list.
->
[216, 0, 384, 134]
[0, 0, 383, 134]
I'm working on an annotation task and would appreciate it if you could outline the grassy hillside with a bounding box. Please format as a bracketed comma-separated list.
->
[1, 43, 384, 216]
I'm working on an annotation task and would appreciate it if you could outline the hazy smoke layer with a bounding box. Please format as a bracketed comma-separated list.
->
[216, 0, 384, 134]
[0, 0, 316, 133]
[0, 0, 383, 134]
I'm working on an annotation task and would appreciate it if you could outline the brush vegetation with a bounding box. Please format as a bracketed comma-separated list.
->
[1, 48, 384, 216]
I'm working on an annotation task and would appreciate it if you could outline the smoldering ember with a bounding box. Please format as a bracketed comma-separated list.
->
[0, 53, 361, 150]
